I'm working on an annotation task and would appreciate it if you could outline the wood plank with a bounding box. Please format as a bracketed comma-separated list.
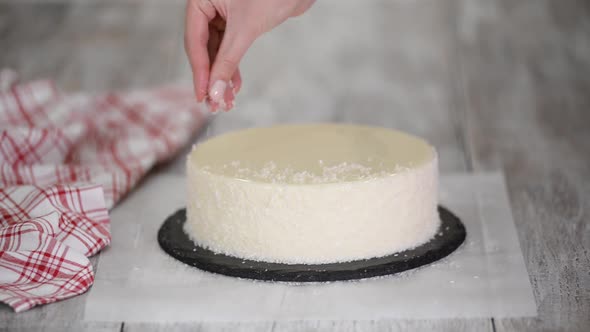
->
[125, 319, 492, 332]
[0, 3, 70, 79]
[53, 1, 185, 92]
[0, 1, 184, 92]
[455, 0, 590, 330]
[0, 321, 121, 332]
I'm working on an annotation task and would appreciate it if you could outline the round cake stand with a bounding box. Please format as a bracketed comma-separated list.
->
[158, 206, 466, 282]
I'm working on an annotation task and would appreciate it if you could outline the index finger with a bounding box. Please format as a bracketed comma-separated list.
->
[185, 0, 214, 102]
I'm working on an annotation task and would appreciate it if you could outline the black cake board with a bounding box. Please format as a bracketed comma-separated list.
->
[158, 206, 466, 282]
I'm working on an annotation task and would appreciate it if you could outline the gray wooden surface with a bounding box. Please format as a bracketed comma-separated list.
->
[0, 0, 588, 331]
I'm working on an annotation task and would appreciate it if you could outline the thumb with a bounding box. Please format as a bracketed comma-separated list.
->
[208, 25, 257, 107]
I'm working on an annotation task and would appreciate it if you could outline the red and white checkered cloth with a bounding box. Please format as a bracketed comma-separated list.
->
[0, 69, 206, 312]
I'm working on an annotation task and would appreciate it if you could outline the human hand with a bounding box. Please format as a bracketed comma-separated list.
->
[185, 0, 315, 112]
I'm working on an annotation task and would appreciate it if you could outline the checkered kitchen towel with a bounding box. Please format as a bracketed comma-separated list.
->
[0, 69, 206, 312]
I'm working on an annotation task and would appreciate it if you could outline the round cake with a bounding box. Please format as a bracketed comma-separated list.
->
[185, 124, 439, 264]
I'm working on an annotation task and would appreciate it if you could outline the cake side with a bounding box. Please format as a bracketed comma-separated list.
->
[185, 153, 439, 264]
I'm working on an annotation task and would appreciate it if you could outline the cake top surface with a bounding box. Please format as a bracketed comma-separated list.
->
[189, 124, 435, 184]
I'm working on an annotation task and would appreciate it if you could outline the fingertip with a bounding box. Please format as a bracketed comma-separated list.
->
[206, 80, 234, 112]
[208, 80, 227, 106]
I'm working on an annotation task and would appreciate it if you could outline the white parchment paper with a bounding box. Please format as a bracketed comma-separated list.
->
[84, 172, 536, 322]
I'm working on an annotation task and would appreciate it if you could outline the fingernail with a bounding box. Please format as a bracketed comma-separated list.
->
[209, 80, 227, 105]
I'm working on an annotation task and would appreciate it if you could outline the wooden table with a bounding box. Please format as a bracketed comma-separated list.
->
[1, 0, 588, 331]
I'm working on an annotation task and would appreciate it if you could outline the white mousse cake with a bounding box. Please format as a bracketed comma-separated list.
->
[185, 124, 439, 264]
